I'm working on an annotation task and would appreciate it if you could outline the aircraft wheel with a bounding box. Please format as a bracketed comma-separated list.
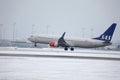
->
[70, 47, 74, 51]
[64, 47, 68, 51]
[34, 43, 37, 47]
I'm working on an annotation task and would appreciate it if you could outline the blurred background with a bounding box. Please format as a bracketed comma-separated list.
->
[0, 0, 120, 50]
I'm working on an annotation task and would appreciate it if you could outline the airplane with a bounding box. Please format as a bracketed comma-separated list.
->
[28, 23, 117, 51]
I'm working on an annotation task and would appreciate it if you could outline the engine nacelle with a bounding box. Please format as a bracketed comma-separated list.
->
[49, 41, 58, 47]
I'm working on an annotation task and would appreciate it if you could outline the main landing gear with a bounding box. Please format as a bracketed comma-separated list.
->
[64, 47, 74, 51]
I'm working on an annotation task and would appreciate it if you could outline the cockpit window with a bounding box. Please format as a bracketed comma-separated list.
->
[31, 35, 33, 37]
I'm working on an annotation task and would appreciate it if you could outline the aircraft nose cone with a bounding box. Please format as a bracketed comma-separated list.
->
[28, 37, 31, 41]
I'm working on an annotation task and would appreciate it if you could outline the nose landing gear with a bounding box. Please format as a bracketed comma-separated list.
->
[34, 43, 37, 47]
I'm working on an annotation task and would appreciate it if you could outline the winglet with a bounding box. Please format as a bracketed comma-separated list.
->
[93, 23, 117, 42]
[61, 32, 66, 39]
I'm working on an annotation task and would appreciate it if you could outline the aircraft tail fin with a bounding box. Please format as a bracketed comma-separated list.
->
[93, 23, 117, 42]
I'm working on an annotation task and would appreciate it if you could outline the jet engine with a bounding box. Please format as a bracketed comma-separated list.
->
[49, 41, 58, 47]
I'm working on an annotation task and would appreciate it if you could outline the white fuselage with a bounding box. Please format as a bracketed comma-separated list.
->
[28, 34, 112, 48]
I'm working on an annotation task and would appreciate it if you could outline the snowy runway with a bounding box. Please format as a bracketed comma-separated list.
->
[0, 47, 120, 61]
[1, 47, 120, 80]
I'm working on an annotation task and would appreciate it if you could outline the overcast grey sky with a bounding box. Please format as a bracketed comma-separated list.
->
[0, 0, 120, 42]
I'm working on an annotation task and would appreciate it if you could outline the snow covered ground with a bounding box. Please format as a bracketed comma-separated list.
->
[0, 47, 120, 61]
[0, 47, 120, 80]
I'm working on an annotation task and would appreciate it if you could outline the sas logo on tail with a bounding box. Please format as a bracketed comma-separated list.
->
[101, 35, 111, 40]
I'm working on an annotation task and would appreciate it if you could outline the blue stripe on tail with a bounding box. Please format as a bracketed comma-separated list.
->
[93, 23, 116, 42]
